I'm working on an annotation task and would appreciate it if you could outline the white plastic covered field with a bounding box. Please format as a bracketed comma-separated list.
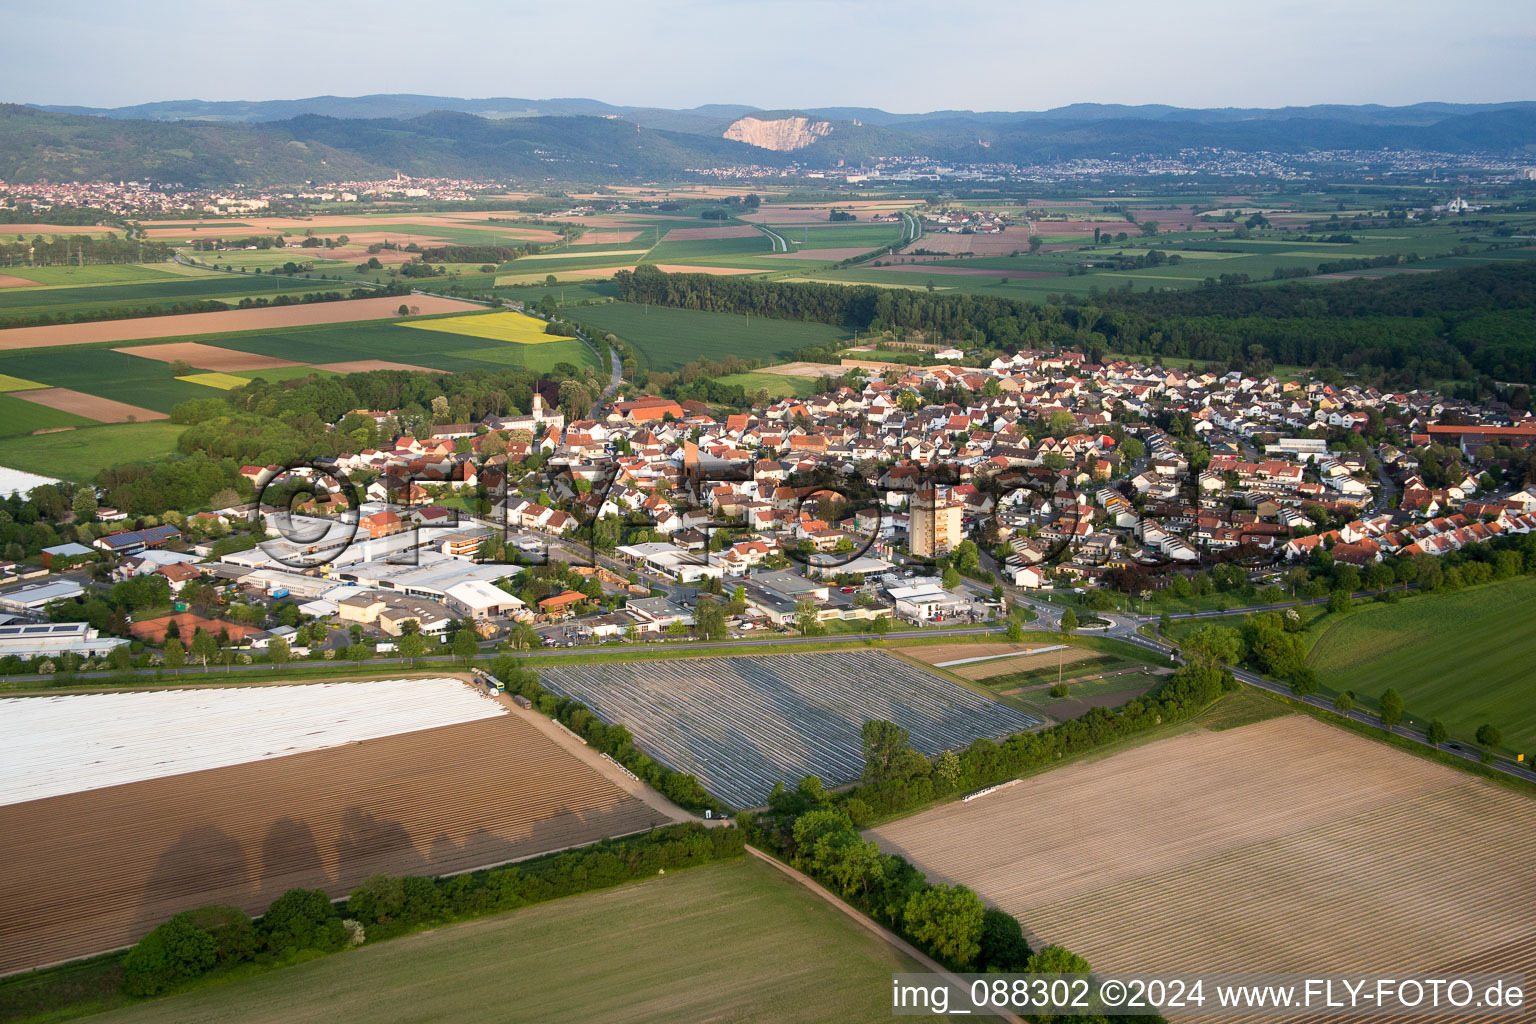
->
[0, 677, 503, 805]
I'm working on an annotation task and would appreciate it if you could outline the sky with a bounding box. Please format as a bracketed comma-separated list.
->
[5, 0, 1534, 113]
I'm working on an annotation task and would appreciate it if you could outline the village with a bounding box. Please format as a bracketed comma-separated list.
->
[2, 342, 1533, 667]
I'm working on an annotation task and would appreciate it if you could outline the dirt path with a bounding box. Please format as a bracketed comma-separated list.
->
[744, 845, 1024, 1024]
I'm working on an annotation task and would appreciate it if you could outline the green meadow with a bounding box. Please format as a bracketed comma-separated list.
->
[1306, 578, 1536, 756]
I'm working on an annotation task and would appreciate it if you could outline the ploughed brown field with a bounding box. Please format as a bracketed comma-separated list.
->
[311, 359, 442, 374]
[12, 388, 166, 423]
[0, 714, 669, 975]
[660, 225, 762, 241]
[869, 714, 1536, 1012]
[880, 264, 1060, 279]
[568, 229, 642, 246]
[117, 341, 301, 371]
[946, 648, 1096, 682]
[901, 641, 1047, 666]
[0, 295, 483, 351]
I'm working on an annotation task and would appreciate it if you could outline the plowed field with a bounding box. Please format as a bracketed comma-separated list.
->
[0, 715, 667, 975]
[869, 715, 1536, 995]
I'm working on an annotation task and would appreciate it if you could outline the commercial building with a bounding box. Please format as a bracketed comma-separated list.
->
[0, 621, 129, 659]
[0, 580, 84, 613]
[615, 541, 723, 584]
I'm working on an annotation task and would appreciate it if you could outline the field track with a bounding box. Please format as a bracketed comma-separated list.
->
[0, 295, 481, 350]
[0, 714, 668, 975]
[869, 714, 1536, 1005]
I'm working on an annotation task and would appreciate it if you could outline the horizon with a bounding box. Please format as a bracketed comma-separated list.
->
[8, 0, 1536, 112]
[25, 93, 1536, 118]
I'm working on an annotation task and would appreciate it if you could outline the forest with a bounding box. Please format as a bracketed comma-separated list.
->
[614, 262, 1536, 386]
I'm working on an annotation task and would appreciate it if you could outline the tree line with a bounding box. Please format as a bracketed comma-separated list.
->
[614, 261, 1536, 385]
[119, 823, 744, 998]
[0, 232, 172, 267]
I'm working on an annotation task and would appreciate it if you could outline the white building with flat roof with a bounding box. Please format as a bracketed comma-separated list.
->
[0, 621, 129, 659]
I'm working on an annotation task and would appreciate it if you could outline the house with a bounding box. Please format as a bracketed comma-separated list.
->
[610, 397, 685, 424]
[1004, 561, 1048, 589]
[358, 510, 403, 538]
[154, 561, 203, 593]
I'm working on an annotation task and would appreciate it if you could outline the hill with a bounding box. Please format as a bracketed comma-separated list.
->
[0, 104, 777, 185]
[5, 96, 1536, 185]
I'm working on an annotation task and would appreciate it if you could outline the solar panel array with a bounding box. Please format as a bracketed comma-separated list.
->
[539, 651, 1039, 808]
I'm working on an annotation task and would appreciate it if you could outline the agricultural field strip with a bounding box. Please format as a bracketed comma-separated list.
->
[538, 651, 1038, 808]
[403, 311, 558, 344]
[0, 678, 503, 804]
[0, 295, 482, 350]
[934, 645, 1065, 668]
[870, 716, 1536, 980]
[83, 858, 925, 1024]
[0, 715, 666, 976]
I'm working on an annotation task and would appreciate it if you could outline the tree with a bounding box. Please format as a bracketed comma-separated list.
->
[398, 304, 410, 316]
[163, 638, 185, 669]
[1181, 624, 1242, 666]
[1379, 688, 1404, 730]
[941, 565, 962, 591]
[399, 632, 427, 664]
[861, 720, 925, 784]
[1334, 690, 1355, 714]
[872, 614, 891, 637]
[1475, 723, 1503, 750]
[509, 622, 539, 651]
[953, 539, 980, 573]
[72, 487, 98, 523]
[1059, 608, 1078, 634]
[695, 598, 726, 640]
[903, 884, 985, 968]
[121, 916, 218, 996]
[1026, 944, 1091, 974]
[267, 636, 289, 666]
[189, 629, 217, 668]
[260, 888, 343, 955]
[794, 597, 820, 636]
[1005, 618, 1024, 642]
[452, 627, 479, 665]
[978, 908, 1032, 972]
[1425, 719, 1449, 746]
[1327, 589, 1352, 614]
